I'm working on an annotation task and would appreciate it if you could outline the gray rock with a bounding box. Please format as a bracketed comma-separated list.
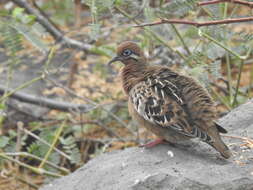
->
[41, 100, 253, 190]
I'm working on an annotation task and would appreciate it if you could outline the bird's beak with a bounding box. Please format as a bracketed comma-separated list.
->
[107, 56, 122, 65]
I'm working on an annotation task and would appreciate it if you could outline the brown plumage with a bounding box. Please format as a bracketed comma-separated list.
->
[108, 41, 232, 159]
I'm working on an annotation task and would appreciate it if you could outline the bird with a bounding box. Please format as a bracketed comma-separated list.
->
[108, 41, 232, 159]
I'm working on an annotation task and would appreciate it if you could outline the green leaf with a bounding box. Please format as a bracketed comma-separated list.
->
[144, 7, 156, 22]
[0, 103, 6, 110]
[27, 142, 40, 154]
[70, 147, 81, 164]
[60, 136, 81, 164]
[0, 136, 9, 148]
[0, 21, 23, 56]
[12, 22, 49, 53]
[12, 7, 25, 19]
[23, 15, 36, 25]
[5, 141, 16, 152]
[47, 152, 60, 166]
[8, 130, 17, 138]
[209, 60, 221, 79]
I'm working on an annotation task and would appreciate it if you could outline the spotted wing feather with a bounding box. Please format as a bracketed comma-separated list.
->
[129, 75, 212, 142]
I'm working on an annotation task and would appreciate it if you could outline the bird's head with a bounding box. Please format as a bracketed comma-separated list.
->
[108, 41, 146, 65]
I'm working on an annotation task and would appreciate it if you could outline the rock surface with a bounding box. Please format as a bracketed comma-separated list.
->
[41, 100, 253, 190]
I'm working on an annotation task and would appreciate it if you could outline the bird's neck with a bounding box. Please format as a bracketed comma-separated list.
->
[120, 62, 147, 95]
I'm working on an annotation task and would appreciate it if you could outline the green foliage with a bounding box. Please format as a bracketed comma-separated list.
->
[0, 8, 49, 57]
[41, 0, 74, 25]
[0, 136, 9, 148]
[27, 128, 56, 161]
[60, 135, 81, 165]
[82, 0, 114, 40]
[81, 0, 114, 13]
[34, 0, 251, 109]
[209, 60, 222, 80]
[0, 20, 23, 62]
[156, 0, 197, 18]
[12, 7, 36, 24]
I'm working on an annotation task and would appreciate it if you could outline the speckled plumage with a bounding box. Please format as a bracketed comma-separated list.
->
[109, 41, 231, 159]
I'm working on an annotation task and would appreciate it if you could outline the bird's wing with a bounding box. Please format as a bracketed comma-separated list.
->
[129, 74, 212, 142]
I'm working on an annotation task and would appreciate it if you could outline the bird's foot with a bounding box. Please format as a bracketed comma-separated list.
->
[140, 138, 165, 148]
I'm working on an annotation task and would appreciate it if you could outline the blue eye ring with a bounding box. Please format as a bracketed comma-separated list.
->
[122, 49, 132, 56]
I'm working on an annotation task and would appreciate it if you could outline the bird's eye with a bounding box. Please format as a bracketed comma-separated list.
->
[122, 49, 132, 56]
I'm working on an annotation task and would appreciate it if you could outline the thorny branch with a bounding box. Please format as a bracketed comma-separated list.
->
[198, 0, 253, 7]
[136, 0, 253, 28]
[135, 17, 253, 28]
[11, 0, 93, 52]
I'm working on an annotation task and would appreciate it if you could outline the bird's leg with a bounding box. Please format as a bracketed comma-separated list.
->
[140, 138, 165, 148]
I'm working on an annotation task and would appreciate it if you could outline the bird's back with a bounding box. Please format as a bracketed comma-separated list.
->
[142, 65, 218, 133]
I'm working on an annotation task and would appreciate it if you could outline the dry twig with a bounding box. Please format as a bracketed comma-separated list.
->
[0, 85, 93, 113]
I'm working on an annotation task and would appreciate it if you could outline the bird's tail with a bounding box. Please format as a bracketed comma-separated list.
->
[210, 138, 232, 159]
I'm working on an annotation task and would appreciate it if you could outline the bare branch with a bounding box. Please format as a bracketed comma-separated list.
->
[135, 17, 253, 27]
[198, 0, 253, 8]
[11, 0, 93, 51]
[18, 121, 71, 160]
[46, 77, 137, 137]
[0, 85, 94, 113]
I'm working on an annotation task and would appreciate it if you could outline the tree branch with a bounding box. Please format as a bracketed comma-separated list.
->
[11, 0, 93, 51]
[198, 0, 253, 8]
[46, 77, 137, 137]
[0, 85, 94, 113]
[135, 17, 253, 27]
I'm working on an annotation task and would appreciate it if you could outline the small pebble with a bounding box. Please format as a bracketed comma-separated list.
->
[167, 150, 174, 157]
